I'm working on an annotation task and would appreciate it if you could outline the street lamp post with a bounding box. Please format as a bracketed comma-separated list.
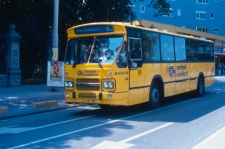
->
[52, 0, 59, 61]
[51, 0, 59, 91]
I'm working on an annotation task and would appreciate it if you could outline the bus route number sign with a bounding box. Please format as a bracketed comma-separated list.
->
[75, 25, 114, 34]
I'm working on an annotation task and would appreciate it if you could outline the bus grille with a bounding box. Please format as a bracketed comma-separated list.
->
[78, 93, 96, 98]
[76, 79, 100, 91]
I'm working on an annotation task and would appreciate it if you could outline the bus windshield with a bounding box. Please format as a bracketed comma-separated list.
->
[65, 36, 123, 65]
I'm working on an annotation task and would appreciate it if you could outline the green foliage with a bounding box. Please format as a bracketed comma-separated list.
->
[138, 0, 171, 17]
[0, 0, 170, 60]
[0, 0, 171, 41]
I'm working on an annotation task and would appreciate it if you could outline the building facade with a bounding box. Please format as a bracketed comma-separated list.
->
[131, 0, 225, 75]
[132, 0, 225, 36]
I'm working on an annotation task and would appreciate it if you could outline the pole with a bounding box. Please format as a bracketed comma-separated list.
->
[52, 0, 59, 61]
[50, 0, 59, 91]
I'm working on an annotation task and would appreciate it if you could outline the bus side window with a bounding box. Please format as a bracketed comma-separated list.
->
[143, 32, 160, 62]
[186, 39, 197, 61]
[128, 38, 142, 68]
[131, 44, 141, 59]
[175, 37, 186, 61]
[160, 34, 174, 61]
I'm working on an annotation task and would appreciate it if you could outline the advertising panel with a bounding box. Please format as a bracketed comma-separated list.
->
[47, 61, 64, 87]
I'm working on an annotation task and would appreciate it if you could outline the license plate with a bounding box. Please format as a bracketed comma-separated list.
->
[81, 99, 95, 104]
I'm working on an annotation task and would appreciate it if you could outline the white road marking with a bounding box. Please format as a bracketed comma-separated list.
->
[192, 125, 225, 149]
[119, 122, 173, 144]
[0, 115, 94, 134]
[8, 96, 202, 149]
[91, 122, 174, 149]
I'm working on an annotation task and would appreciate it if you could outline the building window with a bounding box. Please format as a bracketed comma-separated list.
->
[197, 0, 209, 4]
[210, 13, 214, 19]
[214, 28, 218, 32]
[162, 8, 173, 17]
[196, 27, 208, 33]
[177, 9, 181, 16]
[196, 11, 206, 20]
[140, 5, 145, 13]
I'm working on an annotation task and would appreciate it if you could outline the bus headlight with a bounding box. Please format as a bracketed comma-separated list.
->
[108, 82, 114, 88]
[102, 79, 115, 91]
[68, 82, 73, 87]
[103, 82, 114, 88]
[65, 81, 74, 87]
[65, 82, 69, 87]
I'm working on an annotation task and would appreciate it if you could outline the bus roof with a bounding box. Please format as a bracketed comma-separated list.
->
[67, 21, 213, 43]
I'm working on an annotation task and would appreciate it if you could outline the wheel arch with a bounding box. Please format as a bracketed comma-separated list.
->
[151, 75, 164, 98]
[196, 72, 205, 96]
[198, 72, 205, 86]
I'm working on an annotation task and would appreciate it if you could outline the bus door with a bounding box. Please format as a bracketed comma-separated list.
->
[128, 37, 144, 104]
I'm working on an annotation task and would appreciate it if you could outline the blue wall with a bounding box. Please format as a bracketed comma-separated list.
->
[132, 0, 225, 36]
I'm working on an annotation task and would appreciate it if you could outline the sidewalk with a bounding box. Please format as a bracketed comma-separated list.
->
[0, 85, 73, 120]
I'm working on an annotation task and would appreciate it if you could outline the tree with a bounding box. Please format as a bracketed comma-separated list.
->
[139, 0, 171, 17]
[0, 0, 171, 84]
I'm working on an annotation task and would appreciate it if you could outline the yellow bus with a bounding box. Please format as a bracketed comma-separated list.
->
[64, 22, 215, 109]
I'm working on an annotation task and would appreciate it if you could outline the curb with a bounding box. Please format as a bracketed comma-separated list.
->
[0, 100, 59, 116]
[0, 107, 8, 114]
[33, 100, 58, 109]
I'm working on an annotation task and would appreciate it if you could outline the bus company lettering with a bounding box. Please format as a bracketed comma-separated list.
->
[77, 70, 98, 76]
[176, 64, 186, 70]
[169, 65, 188, 78]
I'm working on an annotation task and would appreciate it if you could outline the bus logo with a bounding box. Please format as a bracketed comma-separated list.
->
[169, 66, 176, 78]
[77, 71, 83, 76]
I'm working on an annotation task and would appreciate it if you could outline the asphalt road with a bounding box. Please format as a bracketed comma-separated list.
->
[1, 81, 225, 149]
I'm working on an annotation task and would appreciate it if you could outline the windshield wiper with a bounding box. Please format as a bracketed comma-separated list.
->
[98, 59, 102, 68]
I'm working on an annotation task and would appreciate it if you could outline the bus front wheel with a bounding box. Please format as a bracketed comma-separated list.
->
[149, 82, 162, 109]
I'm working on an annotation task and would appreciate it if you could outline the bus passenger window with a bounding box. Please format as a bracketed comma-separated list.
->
[186, 39, 197, 61]
[160, 35, 174, 61]
[143, 32, 160, 62]
[175, 37, 186, 61]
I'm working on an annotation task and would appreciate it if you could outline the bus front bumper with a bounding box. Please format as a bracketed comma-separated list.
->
[64, 90, 129, 106]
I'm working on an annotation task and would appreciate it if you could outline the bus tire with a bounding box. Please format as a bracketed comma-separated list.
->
[196, 76, 205, 97]
[149, 82, 162, 109]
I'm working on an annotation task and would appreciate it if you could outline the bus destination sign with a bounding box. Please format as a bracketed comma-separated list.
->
[75, 25, 114, 34]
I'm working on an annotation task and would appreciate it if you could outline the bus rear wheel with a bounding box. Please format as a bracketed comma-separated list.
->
[148, 82, 162, 109]
[196, 77, 205, 97]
